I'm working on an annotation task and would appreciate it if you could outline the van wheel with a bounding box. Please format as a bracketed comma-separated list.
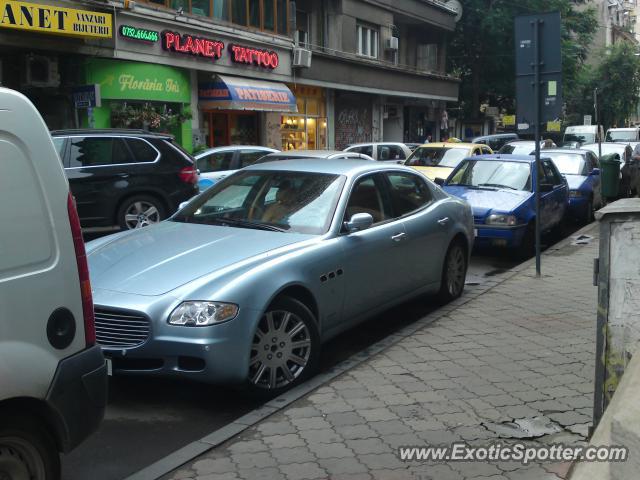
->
[0, 416, 60, 480]
[117, 195, 166, 230]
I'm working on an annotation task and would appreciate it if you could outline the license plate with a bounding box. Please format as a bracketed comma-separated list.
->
[106, 358, 113, 376]
[474, 229, 478, 237]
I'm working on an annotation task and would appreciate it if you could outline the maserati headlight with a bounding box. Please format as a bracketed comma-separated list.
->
[486, 214, 518, 226]
[169, 301, 239, 326]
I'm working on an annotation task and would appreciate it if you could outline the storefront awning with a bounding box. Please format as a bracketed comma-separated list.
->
[198, 75, 297, 113]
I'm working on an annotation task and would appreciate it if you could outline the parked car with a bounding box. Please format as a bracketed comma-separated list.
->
[255, 150, 375, 163]
[196, 146, 278, 189]
[86, 159, 473, 394]
[605, 127, 640, 143]
[469, 133, 519, 151]
[344, 142, 413, 162]
[404, 142, 493, 180]
[498, 140, 557, 155]
[0, 88, 107, 479]
[563, 125, 603, 147]
[540, 149, 603, 223]
[405, 143, 423, 151]
[51, 129, 199, 230]
[437, 154, 568, 256]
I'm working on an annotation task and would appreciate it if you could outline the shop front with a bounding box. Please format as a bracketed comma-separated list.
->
[0, 0, 114, 129]
[198, 74, 297, 148]
[85, 58, 192, 151]
[334, 92, 374, 150]
[280, 85, 327, 151]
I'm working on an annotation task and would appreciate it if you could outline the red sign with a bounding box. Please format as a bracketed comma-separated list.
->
[229, 44, 279, 69]
[162, 31, 224, 60]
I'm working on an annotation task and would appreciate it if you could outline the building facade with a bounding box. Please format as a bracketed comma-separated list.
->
[0, 0, 459, 152]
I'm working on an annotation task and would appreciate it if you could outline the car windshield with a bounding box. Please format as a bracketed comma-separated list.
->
[448, 160, 531, 191]
[405, 147, 468, 168]
[606, 131, 636, 142]
[564, 133, 595, 144]
[172, 170, 345, 235]
[543, 153, 586, 175]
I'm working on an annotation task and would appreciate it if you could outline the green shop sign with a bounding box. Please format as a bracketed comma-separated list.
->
[119, 25, 159, 43]
[86, 59, 190, 103]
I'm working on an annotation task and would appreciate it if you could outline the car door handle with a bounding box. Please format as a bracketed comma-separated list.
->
[391, 232, 407, 242]
[437, 217, 450, 226]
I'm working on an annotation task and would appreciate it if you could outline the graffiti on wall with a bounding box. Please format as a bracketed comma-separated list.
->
[335, 99, 372, 150]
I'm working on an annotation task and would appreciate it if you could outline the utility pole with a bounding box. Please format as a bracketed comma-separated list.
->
[594, 88, 601, 158]
[533, 18, 542, 278]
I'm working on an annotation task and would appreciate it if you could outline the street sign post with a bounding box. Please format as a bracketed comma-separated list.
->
[515, 12, 562, 277]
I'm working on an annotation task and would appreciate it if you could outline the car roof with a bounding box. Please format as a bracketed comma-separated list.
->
[50, 128, 173, 138]
[244, 158, 415, 175]
[473, 133, 517, 140]
[195, 146, 276, 157]
[541, 148, 590, 155]
[467, 154, 537, 163]
[347, 142, 407, 147]
[263, 150, 354, 158]
[607, 127, 637, 131]
[416, 142, 481, 149]
[582, 142, 628, 148]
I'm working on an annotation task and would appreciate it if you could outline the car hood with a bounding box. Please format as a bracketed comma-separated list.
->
[444, 186, 530, 217]
[409, 166, 454, 180]
[87, 221, 313, 296]
[564, 174, 587, 190]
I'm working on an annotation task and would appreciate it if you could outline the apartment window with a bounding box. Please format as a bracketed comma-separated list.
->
[296, 10, 309, 46]
[140, 0, 288, 34]
[357, 24, 379, 58]
[417, 44, 438, 71]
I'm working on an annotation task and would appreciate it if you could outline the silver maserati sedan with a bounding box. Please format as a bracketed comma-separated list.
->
[86, 159, 473, 394]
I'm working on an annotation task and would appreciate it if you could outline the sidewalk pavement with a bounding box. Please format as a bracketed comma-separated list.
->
[164, 225, 599, 480]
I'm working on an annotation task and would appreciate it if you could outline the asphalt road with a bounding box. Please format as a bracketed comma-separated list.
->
[62, 224, 581, 480]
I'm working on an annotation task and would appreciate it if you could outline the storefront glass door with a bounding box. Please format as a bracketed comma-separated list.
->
[205, 111, 258, 146]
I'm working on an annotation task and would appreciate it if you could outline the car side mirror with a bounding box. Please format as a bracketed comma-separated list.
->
[591, 168, 600, 176]
[344, 213, 374, 233]
[434, 177, 445, 186]
[179, 201, 189, 210]
[396, 160, 404, 165]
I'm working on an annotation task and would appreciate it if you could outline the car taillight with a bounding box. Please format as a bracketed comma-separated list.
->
[178, 166, 198, 184]
[67, 193, 95, 346]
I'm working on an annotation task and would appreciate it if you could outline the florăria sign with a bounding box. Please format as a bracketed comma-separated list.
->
[160, 30, 278, 70]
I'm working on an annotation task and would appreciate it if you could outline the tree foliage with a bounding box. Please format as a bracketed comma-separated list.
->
[448, 0, 598, 119]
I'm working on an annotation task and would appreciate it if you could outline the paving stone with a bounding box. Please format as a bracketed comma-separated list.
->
[236, 467, 280, 480]
[279, 462, 327, 480]
[230, 452, 276, 469]
[192, 458, 235, 475]
[256, 421, 297, 436]
[298, 428, 342, 444]
[227, 440, 268, 454]
[367, 469, 414, 480]
[198, 473, 240, 480]
[263, 433, 306, 449]
[335, 424, 379, 440]
[409, 464, 463, 480]
[307, 442, 354, 459]
[370, 420, 414, 436]
[547, 410, 592, 427]
[290, 417, 333, 431]
[326, 412, 367, 427]
[269, 446, 316, 465]
[358, 453, 404, 470]
[359, 408, 399, 422]
[317, 457, 369, 475]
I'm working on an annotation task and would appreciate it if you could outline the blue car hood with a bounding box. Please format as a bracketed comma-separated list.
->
[564, 174, 587, 190]
[87, 221, 313, 296]
[444, 186, 530, 217]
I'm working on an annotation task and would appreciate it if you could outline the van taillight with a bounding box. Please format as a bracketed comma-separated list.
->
[67, 193, 95, 346]
[178, 166, 198, 184]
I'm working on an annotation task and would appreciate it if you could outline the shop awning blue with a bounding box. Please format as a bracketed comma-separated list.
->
[198, 75, 297, 113]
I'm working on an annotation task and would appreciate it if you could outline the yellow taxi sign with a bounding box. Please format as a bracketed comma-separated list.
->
[547, 121, 561, 132]
[0, 0, 112, 39]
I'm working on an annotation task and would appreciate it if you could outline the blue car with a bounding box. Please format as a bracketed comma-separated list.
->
[540, 149, 602, 223]
[438, 154, 568, 255]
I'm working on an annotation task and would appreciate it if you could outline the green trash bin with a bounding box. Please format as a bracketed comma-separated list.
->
[600, 153, 621, 199]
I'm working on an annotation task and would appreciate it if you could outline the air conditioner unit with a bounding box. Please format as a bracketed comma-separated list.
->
[293, 47, 312, 68]
[24, 55, 60, 88]
[385, 37, 399, 51]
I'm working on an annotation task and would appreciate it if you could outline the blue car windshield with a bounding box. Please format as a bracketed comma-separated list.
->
[173, 170, 346, 235]
[543, 153, 586, 175]
[448, 160, 531, 191]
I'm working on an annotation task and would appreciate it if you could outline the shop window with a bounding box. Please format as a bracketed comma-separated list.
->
[281, 87, 327, 151]
[213, 0, 230, 20]
[232, 0, 248, 26]
[191, 0, 211, 16]
[357, 23, 379, 59]
[140, 0, 287, 34]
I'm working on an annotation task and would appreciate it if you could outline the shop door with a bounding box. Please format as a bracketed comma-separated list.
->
[207, 111, 259, 147]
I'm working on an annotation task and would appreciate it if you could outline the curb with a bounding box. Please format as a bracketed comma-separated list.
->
[125, 222, 600, 480]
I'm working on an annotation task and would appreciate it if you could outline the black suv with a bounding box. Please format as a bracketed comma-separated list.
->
[51, 129, 199, 230]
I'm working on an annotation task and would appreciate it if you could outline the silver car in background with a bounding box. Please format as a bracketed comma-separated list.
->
[344, 142, 413, 162]
[86, 159, 473, 394]
[195, 145, 278, 189]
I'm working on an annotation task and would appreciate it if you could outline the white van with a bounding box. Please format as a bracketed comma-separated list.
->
[605, 127, 640, 143]
[563, 125, 604, 147]
[0, 88, 107, 479]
